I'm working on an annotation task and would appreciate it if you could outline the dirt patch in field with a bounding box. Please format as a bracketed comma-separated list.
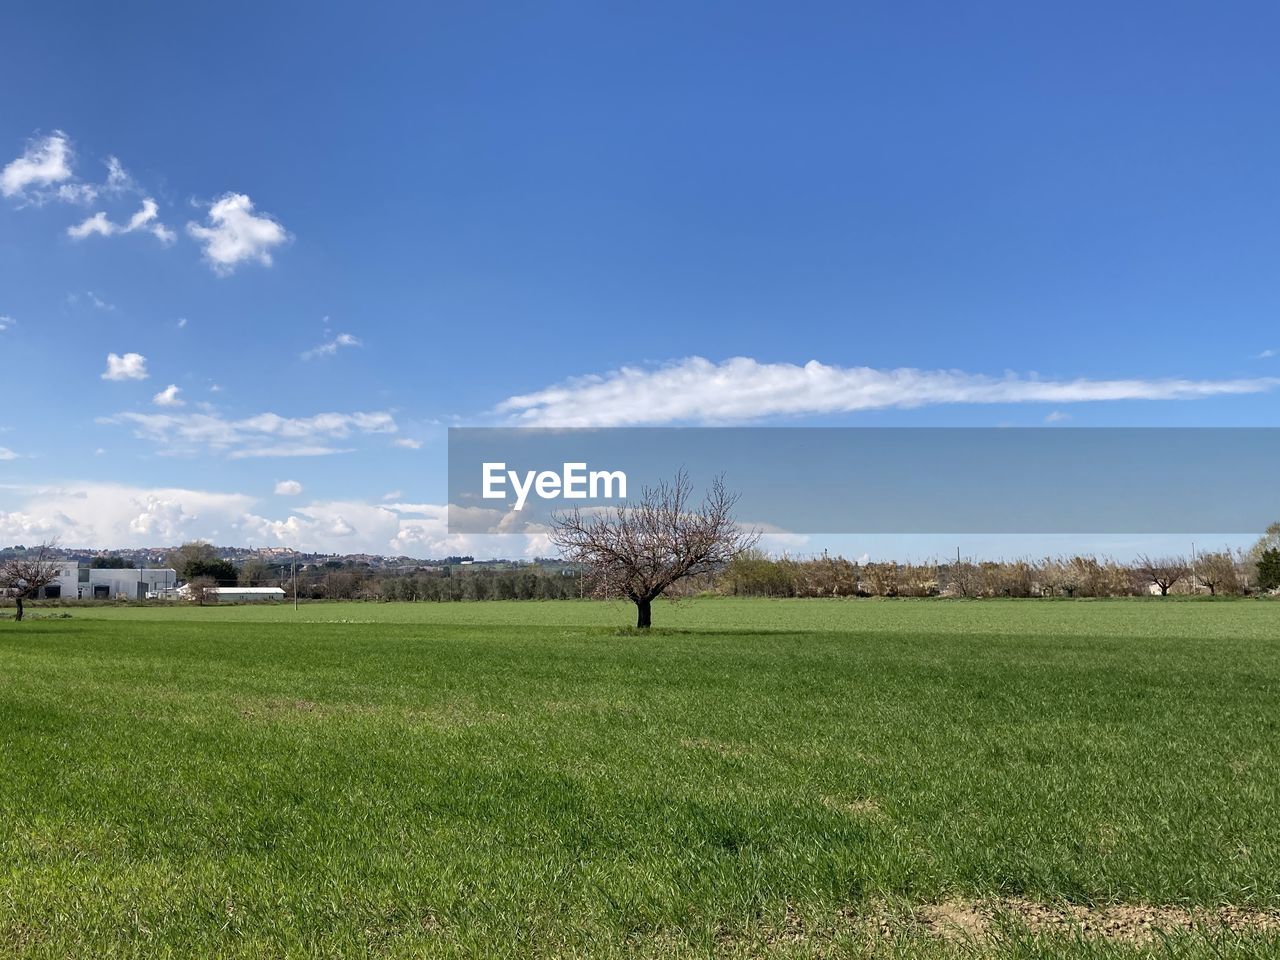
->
[238, 697, 318, 718]
[819, 795, 881, 817]
[917, 898, 1280, 944]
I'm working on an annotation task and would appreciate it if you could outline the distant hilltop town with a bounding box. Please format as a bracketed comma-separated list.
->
[0, 544, 543, 572]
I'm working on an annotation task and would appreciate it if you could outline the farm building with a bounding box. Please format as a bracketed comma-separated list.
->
[177, 585, 286, 603]
[32, 565, 179, 600]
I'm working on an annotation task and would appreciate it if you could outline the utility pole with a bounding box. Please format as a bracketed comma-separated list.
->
[292, 551, 298, 612]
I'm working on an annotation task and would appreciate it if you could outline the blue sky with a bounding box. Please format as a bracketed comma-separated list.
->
[1, 1, 1278, 557]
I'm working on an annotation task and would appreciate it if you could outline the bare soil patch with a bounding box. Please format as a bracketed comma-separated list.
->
[917, 898, 1280, 944]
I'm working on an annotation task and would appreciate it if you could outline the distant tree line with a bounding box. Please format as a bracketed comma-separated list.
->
[721, 544, 1279, 599]
[166, 543, 238, 585]
[249, 544, 1278, 603]
[126, 523, 1280, 603]
[14, 521, 1276, 612]
[224, 558, 583, 602]
[89, 556, 135, 569]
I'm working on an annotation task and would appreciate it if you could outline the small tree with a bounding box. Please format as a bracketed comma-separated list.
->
[946, 559, 979, 598]
[550, 470, 757, 628]
[239, 558, 273, 587]
[1134, 555, 1190, 596]
[0, 541, 64, 622]
[186, 575, 219, 605]
[1195, 551, 1240, 596]
[1257, 548, 1280, 593]
[90, 556, 134, 569]
[167, 541, 237, 585]
[1246, 523, 1280, 587]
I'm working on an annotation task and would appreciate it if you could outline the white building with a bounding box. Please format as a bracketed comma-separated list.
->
[33, 566, 179, 600]
[177, 585, 286, 603]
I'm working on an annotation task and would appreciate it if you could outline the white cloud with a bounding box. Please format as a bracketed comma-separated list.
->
[240, 499, 490, 556]
[1260, 349, 1276, 360]
[1, 132, 74, 199]
[176, 317, 187, 329]
[228, 445, 350, 459]
[102, 352, 149, 381]
[0, 482, 255, 548]
[152, 384, 184, 407]
[302, 332, 361, 360]
[101, 408, 397, 458]
[187, 193, 290, 274]
[392, 437, 422, 449]
[103, 156, 133, 194]
[497, 357, 1280, 427]
[0, 315, 14, 332]
[1044, 411, 1071, 423]
[86, 291, 115, 311]
[68, 198, 175, 244]
[274, 480, 303, 496]
[0, 447, 19, 461]
[0, 482, 549, 558]
[66, 211, 112, 238]
[56, 182, 99, 205]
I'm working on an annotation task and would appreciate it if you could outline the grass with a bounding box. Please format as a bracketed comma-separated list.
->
[1, 597, 1278, 957]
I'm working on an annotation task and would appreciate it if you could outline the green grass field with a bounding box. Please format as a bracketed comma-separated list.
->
[2, 598, 1278, 958]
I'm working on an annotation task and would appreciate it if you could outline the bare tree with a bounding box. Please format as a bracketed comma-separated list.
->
[1134, 555, 1190, 597]
[946, 559, 980, 598]
[549, 470, 757, 628]
[0, 541, 64, 622]
[185, 575, 220, 605]
[1195, 551, 1240, 596]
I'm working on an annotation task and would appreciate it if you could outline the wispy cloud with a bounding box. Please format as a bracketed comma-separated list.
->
[1, 131, 73, 200]
[1, 133, 136, 207]
[302, 332, 361, 360]
[496, 357, 1280, 427]
[68, 198, 175, 244]
[392, 437, 422, 449]
[102, 156, 133, 195]
[100, 409, 397, 458]
[187, 193, 290, 274]
[1259, 349, 1276, 360]
[102, 352, 148, 381]
[274, 480, 303, 496]
[1044, 410, 1071, 423]
[0, 315, 14, 332]
[0, 447, 19, 461]
[152, 384, 184, 407]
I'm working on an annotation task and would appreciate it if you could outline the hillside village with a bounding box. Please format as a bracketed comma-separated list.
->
[0, 543, 583, 602]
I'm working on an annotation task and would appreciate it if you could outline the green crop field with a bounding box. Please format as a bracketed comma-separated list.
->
[1, 598, 1278, 958]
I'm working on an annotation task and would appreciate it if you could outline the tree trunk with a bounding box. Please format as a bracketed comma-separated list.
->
[14, 594, 23, 622]
[635, 596, 652, 629]
[1158, 584, 1169, 596]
